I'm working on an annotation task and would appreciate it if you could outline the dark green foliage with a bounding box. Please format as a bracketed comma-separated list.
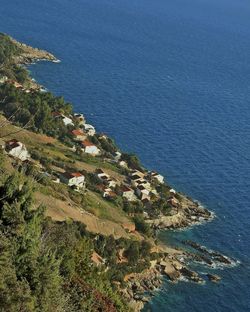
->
[122, 199, 144, 214]
[0, 33, 21, 65]
[120, 153, 143, 171]
[93, 234, 151, 284]
[0, 83, 73, 138]
[99, 137, 117, 155]
[0, 173, 129, 311]
[133, 215, 152, 237]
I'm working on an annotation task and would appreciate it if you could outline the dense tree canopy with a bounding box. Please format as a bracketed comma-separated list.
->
[0, 173, 131, 312]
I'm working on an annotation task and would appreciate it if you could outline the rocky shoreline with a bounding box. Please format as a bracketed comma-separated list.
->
[123, 237, 236, 311]
[148, 194, 213, 230]
[10, 36, 58, 64]
[122, 195, 236, 311]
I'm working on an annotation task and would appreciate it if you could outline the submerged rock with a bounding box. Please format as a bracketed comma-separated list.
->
[207, 274, 221, 282]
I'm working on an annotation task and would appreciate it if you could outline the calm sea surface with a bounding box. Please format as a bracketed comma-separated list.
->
[1, 0, 250, 311]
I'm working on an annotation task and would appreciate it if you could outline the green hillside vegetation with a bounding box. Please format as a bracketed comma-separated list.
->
[0, 33, 29, 83]
[0, 155, 154, 311]
[0, 34, 179, 311]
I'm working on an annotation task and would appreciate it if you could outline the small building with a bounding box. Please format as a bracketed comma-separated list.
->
[61, 116, 74, 126]
[130, 174, 142, 183]
[106, 178, 117, 188]
[95, 168, 107, 179]
[135, 178, 152, 190]
[83, 124, 95, 136]
[96, 184, 116, 199]
[119, 160, 128, 168]
[121, 185, 135, 201]
[136, 184, 150, 198]
[81, 140, 101, 156]
[149, 171, 164, 184]
[52, 112, 74, 126]
[169, 188, 176, 196]
[71, 129, 87, 141]
[103, 188, 117, 199]
[73, 113, 86, 125]
[95, 169, 117, 188]
[140, 193, 151, 201]
[130, 170, 145, 179]
[5, 139, 30, 161]
[60, 172, 85, 189]
[114, 151, 122, 162]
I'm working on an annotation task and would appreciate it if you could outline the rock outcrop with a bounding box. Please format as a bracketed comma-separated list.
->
[10, 37, 58, 64]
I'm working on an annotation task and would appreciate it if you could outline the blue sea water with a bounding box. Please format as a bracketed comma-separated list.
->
[1, 0, 250, 311]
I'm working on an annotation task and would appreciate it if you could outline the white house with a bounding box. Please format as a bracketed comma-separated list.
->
[135, 178, 151, 190]
[95, 169, 117, 188]
[169, 188, 176, 196]
[106, 178, 117, 188]
[5, 139, 30, 161]
[96, 184, 116, 199]
[96, 169, 107, 179]
[131, 170, 145, 179]
[60, 172, 85, 189]
[119, 160, 128, 168]
[74, 113, 86, 125]
[149, 171, 164, 184]
[114, 151, 122, 162]
[121, 185, 135, 201]
[83, 124, 95, 136]
[52, 112, 74, 126]
[81, 140, 101, 156]
[136, 184, 150, 198]
[61, 116, 74, 126]
[140, 193, 151, 201]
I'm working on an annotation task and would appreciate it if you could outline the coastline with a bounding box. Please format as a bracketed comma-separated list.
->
[0, 36, 236, 311]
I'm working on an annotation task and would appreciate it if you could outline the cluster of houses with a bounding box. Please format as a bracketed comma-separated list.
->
[93, 166, 167, 207]
[2, 135, 179, 213]
[52, 111, 101, 156]
[1, 94, 177, 211]
[0, 77, 182, 217]
[123, 170, 164, 203]
[95, 169, 118, 199]
[2, 138, 86, 191]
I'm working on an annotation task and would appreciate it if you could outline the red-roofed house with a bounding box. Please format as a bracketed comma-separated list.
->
[81, 140, 100, 156]
[71, 129, 87, 141]
[60, 172, 85, 189]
